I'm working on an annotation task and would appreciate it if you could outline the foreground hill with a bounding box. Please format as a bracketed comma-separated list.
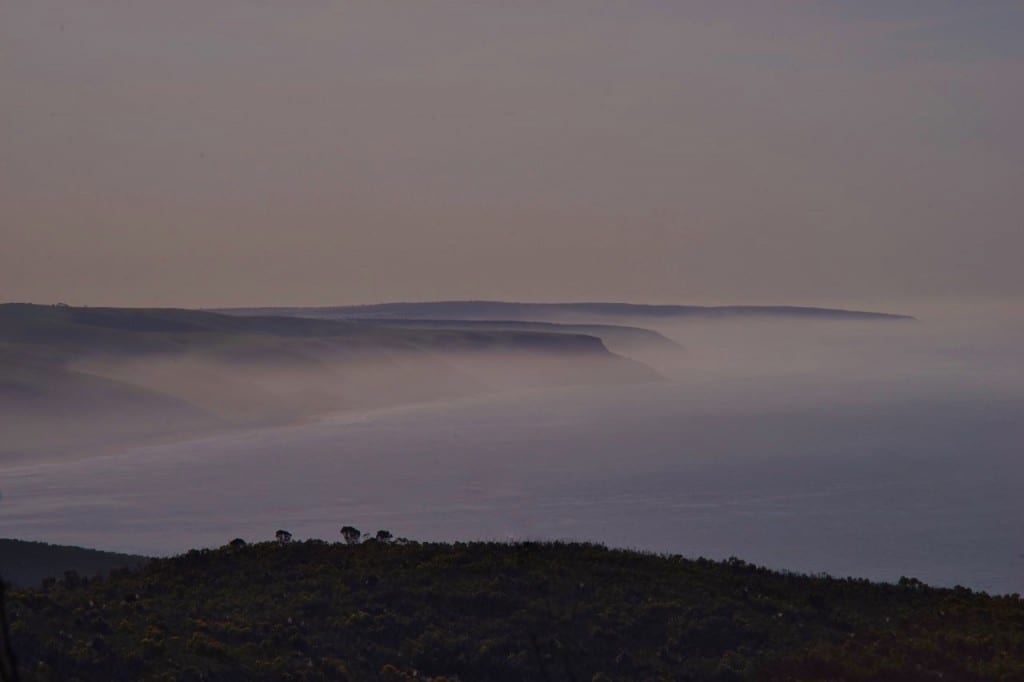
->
[0, 304, 656, 461]
[217, 301, 914, 323]
[5, 539, 1022, 681]
[0, 540, 149, 590]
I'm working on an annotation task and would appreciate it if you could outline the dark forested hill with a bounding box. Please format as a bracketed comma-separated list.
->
[0, 539, 149, 589]
[5, 539, 1021, 681]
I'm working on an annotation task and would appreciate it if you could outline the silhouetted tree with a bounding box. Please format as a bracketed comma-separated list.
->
[340, 526, 362, 545]
[275, 530, 292, 545]
[375, 530, 393, 543]
[62, 570, 81, 588]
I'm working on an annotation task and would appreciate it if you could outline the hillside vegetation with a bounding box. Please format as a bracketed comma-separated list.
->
[5, 539, 1022, 681]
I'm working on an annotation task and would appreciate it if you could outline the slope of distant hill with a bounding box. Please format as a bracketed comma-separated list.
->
[0, 304, 658, 462]
[0, 539, 149, 589]
[215, 300, 914, 323]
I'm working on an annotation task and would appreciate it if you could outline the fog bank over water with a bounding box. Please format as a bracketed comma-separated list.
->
[1, 306, 1022, 593]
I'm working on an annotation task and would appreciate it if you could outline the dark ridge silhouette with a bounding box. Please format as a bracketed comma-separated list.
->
[0, 303, 659, 352]
[0, 540, 149, 589]
[0, 304, 659, 373]
[344, 318, 683, 352]
[334, 318, 688, 373]
[214, 300, 915, 322]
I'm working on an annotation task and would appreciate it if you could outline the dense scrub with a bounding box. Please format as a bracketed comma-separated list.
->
[5, 539, 1024, 681]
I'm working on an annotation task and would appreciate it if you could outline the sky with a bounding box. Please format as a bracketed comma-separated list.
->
[2, 1, 1022, 310]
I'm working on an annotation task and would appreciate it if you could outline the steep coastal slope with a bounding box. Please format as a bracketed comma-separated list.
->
[0, 304, 657, 461]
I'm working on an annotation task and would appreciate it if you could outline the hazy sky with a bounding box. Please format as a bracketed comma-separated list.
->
[3, 1, 1022, 309]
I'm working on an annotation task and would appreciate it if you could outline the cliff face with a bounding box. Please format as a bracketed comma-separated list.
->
[0, 304, 659, 462]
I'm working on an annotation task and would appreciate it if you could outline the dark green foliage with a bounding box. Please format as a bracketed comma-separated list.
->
[6, 541, 1023, 681]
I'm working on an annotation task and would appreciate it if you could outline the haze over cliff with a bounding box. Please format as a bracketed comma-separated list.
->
[0, 302, 662, 462]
